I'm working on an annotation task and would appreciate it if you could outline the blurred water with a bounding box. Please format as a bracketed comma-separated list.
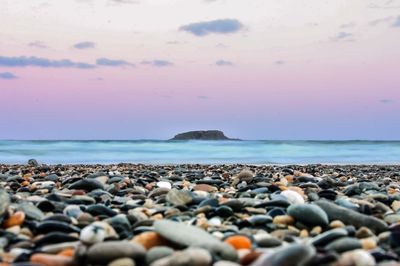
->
[0, 140, 399, 164]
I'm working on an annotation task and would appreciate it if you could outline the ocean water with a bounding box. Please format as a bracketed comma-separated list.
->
[0, 140, 399, 165]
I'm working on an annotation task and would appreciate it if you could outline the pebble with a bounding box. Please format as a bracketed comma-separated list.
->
[0, 164, 398, 265]
[287, 204, 329, 227]
[86, 241, 146, 265]
[224, 235, 252, 250]
[154, 220, 238, 261]
[315, 200, 388, 233]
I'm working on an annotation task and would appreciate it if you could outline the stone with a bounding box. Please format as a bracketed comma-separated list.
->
[325, 237, 362, 253]
[332, 249, 375, 266]
[146, 246, 174, 265]
[4, 211, 25, 228]
[0, 189, 10, 218]
[17, 202, 45, 221]
[28, 159, 39, 166]
[166, 189, 193, 206]
[315, 200, 388, 233]
[30, 253, 75, 266]
[86, 241, 146, 265]
[281, 190, 304, 205]
[69, 179, 104, 191]
[251, 244, 315, 266]
[154, 220, 238, 261]
[108, 258, 136, 266]
[131, 232, 168, 250]
[224, 235, 252, 250]
[150, 247, 212, 266]
[80, 224, 106, 245]
[287, 204, 329, 227]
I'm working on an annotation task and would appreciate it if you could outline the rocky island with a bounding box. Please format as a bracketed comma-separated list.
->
[170, 130, 238, 140]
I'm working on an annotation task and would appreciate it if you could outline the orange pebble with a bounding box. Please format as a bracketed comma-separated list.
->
[31, 254, 75, 266]
[224, 235, 252, 250]
[131, 231, 168, 249]
[57, 248, 75, 257]
[4, 211, 25, 228]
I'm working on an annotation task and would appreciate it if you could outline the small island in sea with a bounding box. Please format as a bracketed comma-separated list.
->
[170, 130, 239, 140]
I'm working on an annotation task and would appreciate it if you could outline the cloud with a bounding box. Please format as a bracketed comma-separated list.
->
[393, 16, 400, 27]
[215, 59, 233, 66]
[141, 60, 173, 67]
[179, 19, 244, 36]
[73, 41, 96, 49]
[0, 56, 96, 69]
[108, 0, 140, 4]
[28, 41, 48, 49]
[0, 72, 18, 80]
[369, 16, 393, 26]
[197, 95, 210, 100]
[331, 32, 354, 42]
[96, 58, 134, 67]
[274, 60, 285, 65]
[380, 99, 395, 104]
[340, 22, 356, 29]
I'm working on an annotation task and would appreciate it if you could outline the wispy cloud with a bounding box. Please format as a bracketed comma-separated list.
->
[331, 32, 354, 42]
[274, 60, 285, 65]
[141, 60, 173, 67]
[393, 16, 400, 27]
[215, 59, 234, 66]
[108, 0, 140, 4]
[96, 58, 134, 67]
[0, 72, 18, 80]
[179, 19, 244, 36]
[369, 16, 393, 26]
[28, 41, 48, 49]
[340, 22, 356, 29]
[0, 56, 96, 69]
[73, 41, 96, 49]
[380, 99, 395, 104]
[197, 95, 210, 100]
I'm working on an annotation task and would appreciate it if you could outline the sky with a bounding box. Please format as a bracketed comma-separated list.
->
[0, 0, 400, 140]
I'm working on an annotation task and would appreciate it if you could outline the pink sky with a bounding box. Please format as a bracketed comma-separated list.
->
[1, 0, 400, 139]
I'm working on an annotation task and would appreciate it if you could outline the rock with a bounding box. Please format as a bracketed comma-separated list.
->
[86, 241, 146, 265]
[311, 228, 349, 247]
[131, 232, 168, 250]
[151, 247, 212, 266]
[224, 235, 252, 250]
[332, 249, 375, 266]
[80, 224, 106, 245]
[69, 179, 104, 191]
[254, 235, 282, 248]
[146, 246, 174, 265]
[3, 211, 25, 228]
[170, 130, 237, 140]
[156, 181, 172, 189]
[28, 159, 39, 166]
[315, 200, 388, 233]
[251, 244, 316, 266]
[281, 190, 305, 205]
[154, 220, 238, 261]
[287, 204, 329, 227]
[108, 258, 136, 266]
[325, 237, 362, 253]
[166, 189, 193, 206]
[237, 170, 254, 183]
[17, 202, 45, 221]
[30, 253, 75, 266]
[0, 189, 10, 218]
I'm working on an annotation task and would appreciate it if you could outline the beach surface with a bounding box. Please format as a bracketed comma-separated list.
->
[1, 163, 400, 265]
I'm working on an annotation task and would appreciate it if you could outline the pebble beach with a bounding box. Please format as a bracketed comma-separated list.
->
[1, 162, 400, 266]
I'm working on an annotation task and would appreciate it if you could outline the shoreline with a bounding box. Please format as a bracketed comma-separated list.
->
[1, 163, 400, 265]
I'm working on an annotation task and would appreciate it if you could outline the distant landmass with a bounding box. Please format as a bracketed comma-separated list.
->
[170, 130, 238, 140]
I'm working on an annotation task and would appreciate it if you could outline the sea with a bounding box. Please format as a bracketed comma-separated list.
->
[0, 140, 399, 165]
